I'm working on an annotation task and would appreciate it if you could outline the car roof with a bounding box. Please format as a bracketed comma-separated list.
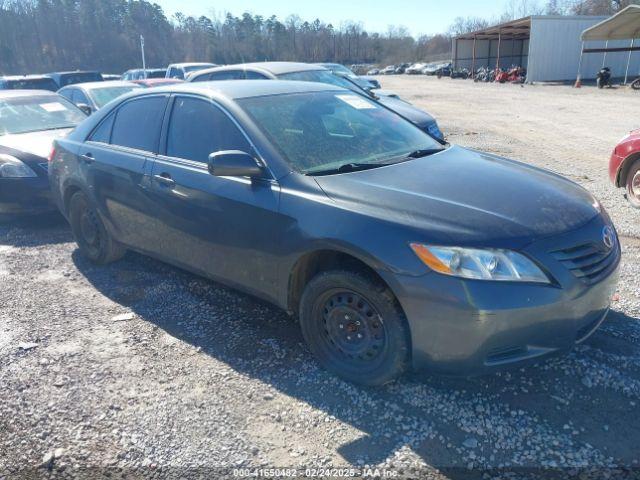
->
[170, 62, 216, 67]
[198, 62, 326, 77]
[0, 89, 59, 99]
[47, 71, 101, 76]
[129, 79, 343, 100]
[0, 75, 54, 80]
[63, 80, 140, 90]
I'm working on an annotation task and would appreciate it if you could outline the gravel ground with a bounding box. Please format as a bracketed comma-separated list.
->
[1, 77, 640, 479]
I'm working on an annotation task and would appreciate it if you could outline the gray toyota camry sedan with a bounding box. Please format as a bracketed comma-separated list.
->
[49, 81, 620, 386]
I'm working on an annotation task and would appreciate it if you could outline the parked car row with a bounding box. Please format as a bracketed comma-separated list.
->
[367, 62, 453, 77]
[0, 59, 631, 387]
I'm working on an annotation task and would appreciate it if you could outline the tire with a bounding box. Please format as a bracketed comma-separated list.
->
[625, 159, 640, 209]
[68, 191, 126, 264]
[597, 77, 603, 89]
[299, 269, 411, 386]
[631, 78, 640, 90]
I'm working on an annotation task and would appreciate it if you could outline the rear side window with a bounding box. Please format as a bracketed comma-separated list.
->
[110, 96, 166, 152]
[208, 70, 244, 81]
[166, 96, 251, 163]
[244, 71, 268, 80]
[89, 113, 115, 143]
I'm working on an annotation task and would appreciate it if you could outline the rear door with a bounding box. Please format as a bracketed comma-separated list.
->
[147, 94, 283, 299]
[82, 94, 169, 251]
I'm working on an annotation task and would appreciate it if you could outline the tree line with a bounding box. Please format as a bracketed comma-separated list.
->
[0, 0, 638, 75]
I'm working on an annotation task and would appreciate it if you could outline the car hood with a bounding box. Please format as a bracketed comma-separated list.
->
[314, 146, 599, 247]
[375, 95, 436, 127]
[0, 128, 74, 160]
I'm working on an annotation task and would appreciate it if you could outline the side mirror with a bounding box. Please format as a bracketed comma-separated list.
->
[208, 150, 264, 178]
[76, 103, 92, 116]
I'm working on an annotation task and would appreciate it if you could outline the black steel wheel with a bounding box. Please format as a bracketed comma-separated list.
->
[299, 269, 410, 386]
[68, 191, 125, 264]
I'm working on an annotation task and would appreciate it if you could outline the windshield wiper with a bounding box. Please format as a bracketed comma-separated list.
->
[404, 148, 444, 159]
[306, 162, 391, 176]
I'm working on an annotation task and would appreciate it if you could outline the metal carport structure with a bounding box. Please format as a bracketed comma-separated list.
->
[578, 5, 640, 85]
[452, 17, 531, 79]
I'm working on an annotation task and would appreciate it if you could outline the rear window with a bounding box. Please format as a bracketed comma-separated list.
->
[60, 72, 103, 87]
[147, 70, 166, 79]
[0, 95, 86, 135]
[110, 96, 166, 152]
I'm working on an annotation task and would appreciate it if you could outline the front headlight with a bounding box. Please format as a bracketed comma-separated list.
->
[0, 154, 37, 178]
[410, 243, 550, 283]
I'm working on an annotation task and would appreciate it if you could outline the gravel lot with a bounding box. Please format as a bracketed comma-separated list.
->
[1, 77, 639, 479]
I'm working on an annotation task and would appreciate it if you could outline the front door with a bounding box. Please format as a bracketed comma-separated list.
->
[147, 95, 285, 301]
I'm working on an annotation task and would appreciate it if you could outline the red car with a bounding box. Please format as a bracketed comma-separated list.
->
[610, 129, 640, 208]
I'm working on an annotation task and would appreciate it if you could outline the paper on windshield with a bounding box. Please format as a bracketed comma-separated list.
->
[335, 94, 376, 110]
[40, 102, 67, 113]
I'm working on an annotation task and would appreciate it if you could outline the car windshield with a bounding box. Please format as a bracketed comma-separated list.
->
[324, 64, 354, 76]
[0, 95, 86, 135]
[238, 91, 443, 174]
[89, 86, 141, 108]
[278, 70, 357, 90]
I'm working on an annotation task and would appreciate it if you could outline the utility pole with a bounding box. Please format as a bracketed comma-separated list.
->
[140, 35, 146, 76]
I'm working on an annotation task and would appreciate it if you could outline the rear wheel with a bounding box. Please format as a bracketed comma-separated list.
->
[625, 159, 640, 209]
[68, 191, 125, 264]
[631, 78, 640, 90]
[299, 270, 410, 386]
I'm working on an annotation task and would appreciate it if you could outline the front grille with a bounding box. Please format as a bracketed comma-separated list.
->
[550, 242, 618, 285]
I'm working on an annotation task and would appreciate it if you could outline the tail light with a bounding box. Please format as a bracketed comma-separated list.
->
[48, 146, 56, 163]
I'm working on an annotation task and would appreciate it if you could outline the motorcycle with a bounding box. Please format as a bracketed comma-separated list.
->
[596, 67, 611, 89]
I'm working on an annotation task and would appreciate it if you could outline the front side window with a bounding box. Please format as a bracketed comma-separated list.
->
[110, 96, 166, 152]
[166, 96, 251, 163]
[238, 91, 442, 174]
[0, 95, 86, 136]
[72, 89, 90, 105]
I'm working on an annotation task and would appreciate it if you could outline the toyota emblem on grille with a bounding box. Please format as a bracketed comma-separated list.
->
[602, 226, 616, 250]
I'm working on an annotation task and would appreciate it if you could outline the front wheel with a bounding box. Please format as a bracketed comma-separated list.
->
[631, 78, 640, 90]
[68, 191, 126, 264]
[625, 159, 640, 209]
[597, 77, 603, 89]
[299, 270, 411, 386]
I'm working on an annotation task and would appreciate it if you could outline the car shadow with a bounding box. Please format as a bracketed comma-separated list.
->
[0, 212, 70, 247]
[71, 248, 640, 475]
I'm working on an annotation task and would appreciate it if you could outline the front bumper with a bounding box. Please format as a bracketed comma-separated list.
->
[0, 176, 54, 215]
[383, 215, 621, 375]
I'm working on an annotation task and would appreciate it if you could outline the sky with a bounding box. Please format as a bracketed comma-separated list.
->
[152, 0, 507, 37]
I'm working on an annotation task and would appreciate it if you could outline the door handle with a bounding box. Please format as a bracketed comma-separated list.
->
[154, 173, 175, 187]
[80, 152, 94, 163]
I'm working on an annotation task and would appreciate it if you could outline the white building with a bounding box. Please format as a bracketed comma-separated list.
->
[452, 15, 640, 83]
